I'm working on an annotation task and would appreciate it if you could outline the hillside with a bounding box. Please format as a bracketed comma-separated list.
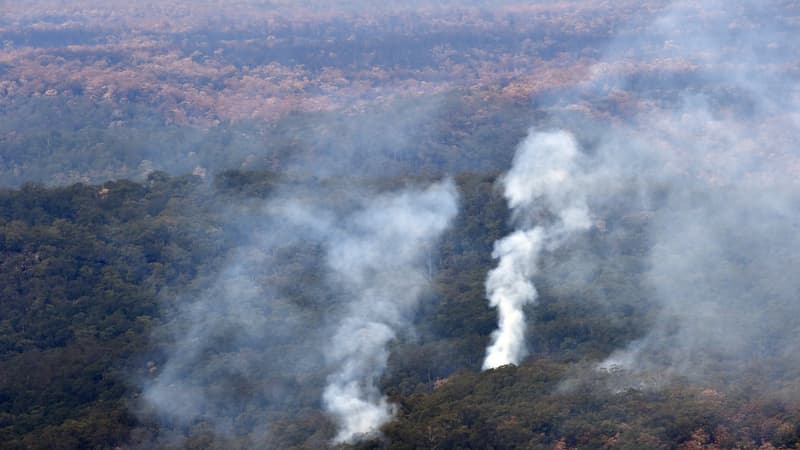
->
[3, 172, 800, 449]
[3, 1, 800, 449]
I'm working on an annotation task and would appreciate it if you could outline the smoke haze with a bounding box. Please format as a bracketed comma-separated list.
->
[139, 177, 458, 446]
[138, 0, 800, 442]
[553, 0, 800, 386]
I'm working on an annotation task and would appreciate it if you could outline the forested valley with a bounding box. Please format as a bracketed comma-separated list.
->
[5, 169, 800, 449]
[3, 1, 800, 449]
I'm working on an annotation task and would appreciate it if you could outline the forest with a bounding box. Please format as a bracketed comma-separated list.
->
[3, 170, 800, 449]
[3, 1, 800, 449]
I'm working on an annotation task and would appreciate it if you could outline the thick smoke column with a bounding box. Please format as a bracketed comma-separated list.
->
[483, 130, 591, 370]
[322, 179, 459, 443]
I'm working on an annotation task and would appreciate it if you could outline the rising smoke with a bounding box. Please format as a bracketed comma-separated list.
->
[485, 0, 800, 386]
[140, 178, 458, 445]
[482, 130, 592, 370]
[322, 180, 459, 442]
[138, 0, 800, 445]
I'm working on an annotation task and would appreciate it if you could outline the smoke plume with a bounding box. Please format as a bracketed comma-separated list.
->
[483, 130, 591, 370]
[322, 179, 459, 443]
[139, 177, 458, 446]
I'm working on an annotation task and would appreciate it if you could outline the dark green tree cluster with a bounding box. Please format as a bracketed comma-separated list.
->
[0, 174, 229, 449]
[2, 171, 800, 449]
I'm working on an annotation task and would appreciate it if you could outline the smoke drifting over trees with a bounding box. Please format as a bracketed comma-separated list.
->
[138, 178, 457, 446]
[3, 0, 800, 448]
[321, 181, 458, 442]
[568, 0, 800, 386]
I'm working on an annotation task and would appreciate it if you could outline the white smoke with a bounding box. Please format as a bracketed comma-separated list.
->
[322, 179, 459, 443]
[139, 178, 458, 446]
[483, 130, 592, 370]
[583, 0, 800, 385]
